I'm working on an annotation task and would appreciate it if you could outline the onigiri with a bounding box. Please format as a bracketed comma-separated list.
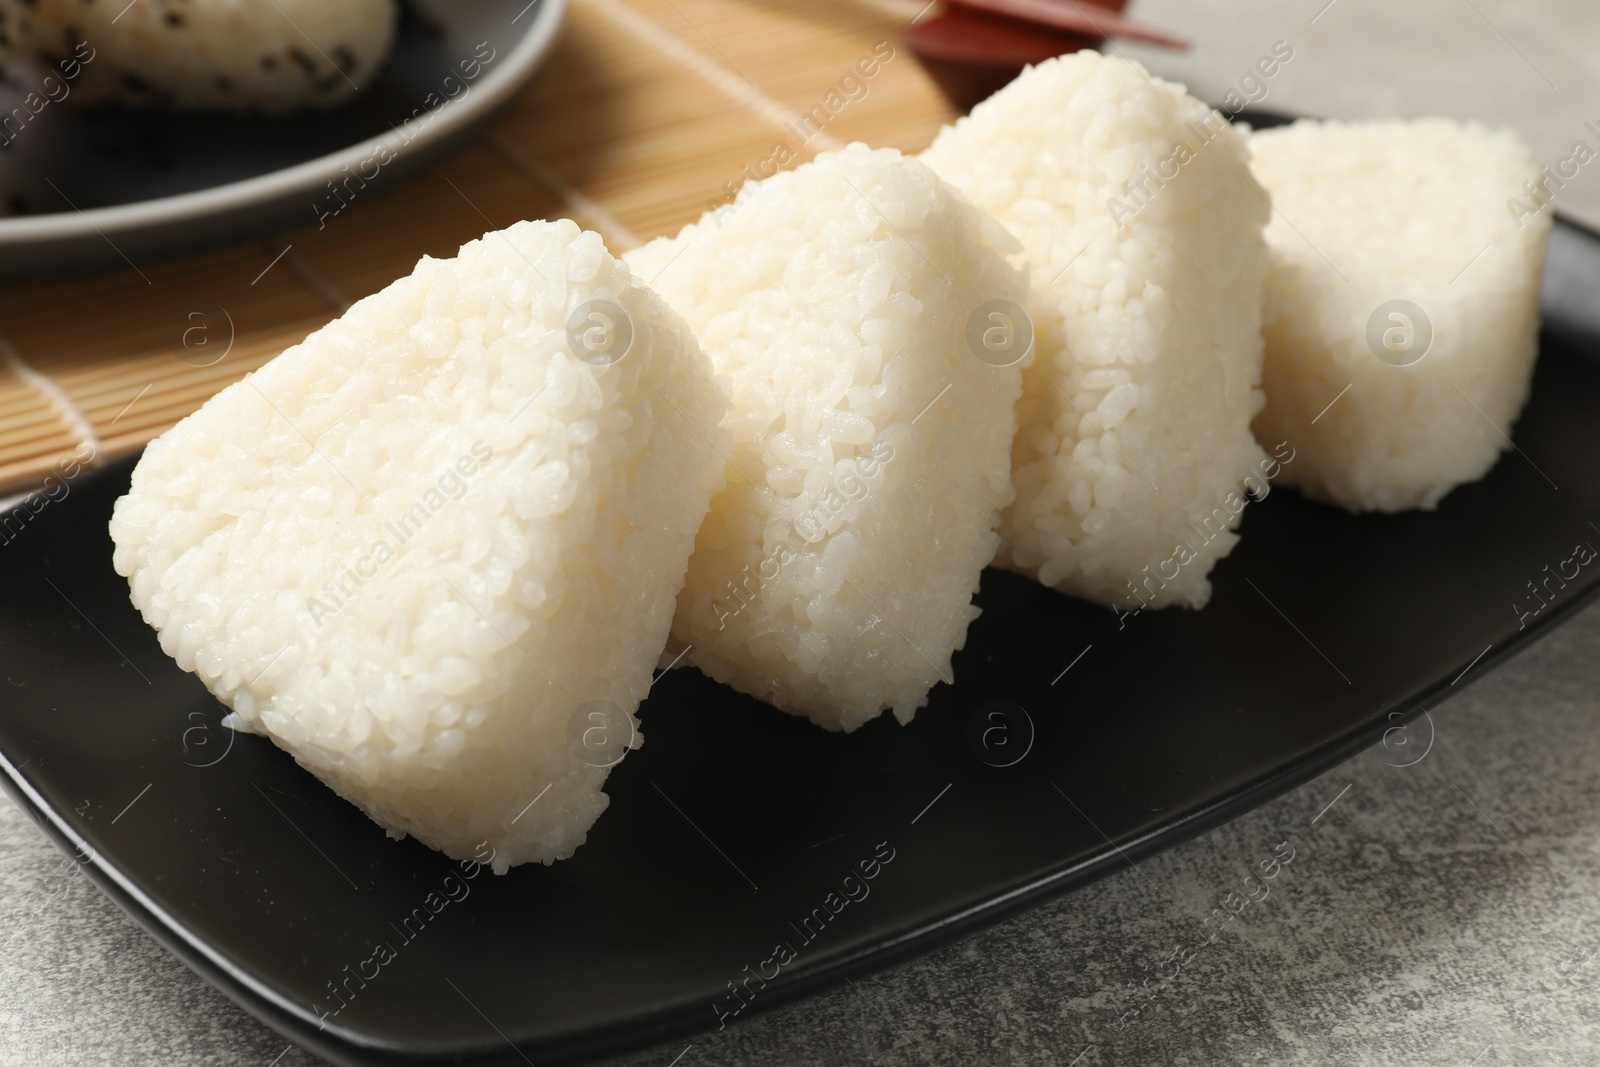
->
[922, 52, 1273, 612]
[625, 143, 1028, 732]
[110, 219, 727, 871]
[10, 0, 397, 112]
[1248, 118, 1552, 511]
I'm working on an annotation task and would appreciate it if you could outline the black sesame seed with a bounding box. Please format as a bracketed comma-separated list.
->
[122, 71, 151, 93]
[163, 11, 182, 26]
[260, 54, 277, 71]
[287, 48, 315, 74]
[214, 74, 232, 92]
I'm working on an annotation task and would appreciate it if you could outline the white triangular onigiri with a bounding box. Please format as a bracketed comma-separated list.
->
[1248, 118, 1550, 511]
[924, 53, 1272, 612]
[111, 219, 727, 871]
[626, 144, 1028, 731]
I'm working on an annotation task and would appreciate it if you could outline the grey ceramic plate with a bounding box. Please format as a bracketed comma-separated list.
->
[0, 0, 566, 281]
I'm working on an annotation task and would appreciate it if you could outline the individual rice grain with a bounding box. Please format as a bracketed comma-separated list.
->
[625, 143, 1027, 732]
[923, 51, 1272, 611]
[111, 219, 726, 870]
[1248, 118, 1551, 511]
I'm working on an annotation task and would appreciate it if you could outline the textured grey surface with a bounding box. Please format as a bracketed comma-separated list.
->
[5, 0, 1600, 1064]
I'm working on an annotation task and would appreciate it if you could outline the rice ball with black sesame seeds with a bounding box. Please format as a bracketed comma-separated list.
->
[21, 0, 397, 112]
[1248, 118, 1552, 512]
[625, 142, 1028, 732]
[110, 219, 728, 871]
[923, 51, 1272, 612]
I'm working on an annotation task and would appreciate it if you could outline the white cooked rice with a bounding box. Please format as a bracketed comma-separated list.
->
[1248, 118, 1551, 511]
[923, 51, 1272, 611]
[16, 0, 396, 111]
[625, 143, 1027, 732]
[110, 219, 727, 871]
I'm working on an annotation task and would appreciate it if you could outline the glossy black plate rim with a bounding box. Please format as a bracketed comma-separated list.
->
[4, 218, 1595, 1067]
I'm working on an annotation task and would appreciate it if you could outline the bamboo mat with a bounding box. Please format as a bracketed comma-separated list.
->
[0, 0, 958, 495]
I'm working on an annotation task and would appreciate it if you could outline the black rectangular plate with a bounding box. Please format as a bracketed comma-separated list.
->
[4, 215, 1600, 1066]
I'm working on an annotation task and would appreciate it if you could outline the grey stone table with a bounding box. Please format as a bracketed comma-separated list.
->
[5, 0, 1599, 1063]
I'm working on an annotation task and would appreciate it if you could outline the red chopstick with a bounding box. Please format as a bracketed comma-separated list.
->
[942, 0, 1187, 49]
[903, 8, 1100, 67]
